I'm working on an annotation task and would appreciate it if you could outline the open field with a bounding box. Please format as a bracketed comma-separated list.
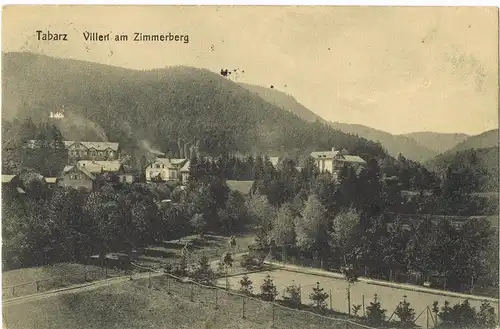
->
[219, 269, 499, 328]
[3, 275, 374, 329]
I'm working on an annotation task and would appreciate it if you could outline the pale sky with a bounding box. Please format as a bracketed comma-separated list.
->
[2, 5, 498, 135]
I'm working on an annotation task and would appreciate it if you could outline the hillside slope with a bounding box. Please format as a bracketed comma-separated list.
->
[329, 122, 437, 162]
[238, 83, 440, 163]
[445, 129, 499, 153]
[238, 83, 325, 123]
[426, 146, 499, 192]
[402, 131, 469, 154]
[2, 52, 387, 165]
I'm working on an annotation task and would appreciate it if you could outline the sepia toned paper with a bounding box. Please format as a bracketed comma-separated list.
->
[1, 5, 499, 329]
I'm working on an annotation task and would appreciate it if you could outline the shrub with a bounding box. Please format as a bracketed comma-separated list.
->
[260, 274, 278, 302]
[477, 301, 497, 328]
[366, 294, 387, 326]
[309, 282, 329, 310]
[191, 254, 216, 285]
[352, 304, 362, 317]
[283, 282, 301, 309]
[394, 296, 415, 327]
[437, 300, 477, 328]
[239, 274, 253, 295]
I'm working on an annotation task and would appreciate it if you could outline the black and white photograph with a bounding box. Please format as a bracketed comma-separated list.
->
[1, 5, 499, 329]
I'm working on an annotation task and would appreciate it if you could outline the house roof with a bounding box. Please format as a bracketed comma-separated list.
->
[27, 140, 119, 151]
[63, 165, 96, 180]
[77, 160, 123, 173]
[66, 141, 119, 151]
[310, 151, 339, 159]
[226, 180, 254, 195]
[45, 177, 57, 183]
[147, 158, 187, 169]
[2, 175, 16, 183]
[268, 157, 281, 167]
[336, 155, 366, 164]
[180, 160, 190, 172]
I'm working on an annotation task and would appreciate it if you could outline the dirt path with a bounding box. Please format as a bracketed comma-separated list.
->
[3, 271, 164, 307]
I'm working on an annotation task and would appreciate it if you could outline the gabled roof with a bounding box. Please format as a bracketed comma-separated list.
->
[45, 177, 57, 183]
[180, 160, 190, 172]
[268, 157, 281, 167]
[2, 175, 16, 183]
[147, 158, 187, 169]
[226, 180, 254, 195]
[77, 160, 123, 173]
[62, 165, 96, 180]
[27, 140, 119, 151]
[311, 151, 339, 159]
[66, 141, 119, 151]
[336, 155, 366, 164]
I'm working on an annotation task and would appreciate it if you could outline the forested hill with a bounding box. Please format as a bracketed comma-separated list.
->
[425, 146, 499, 193]
[444, 129, 499, 154]
[238, 83, 325, 123]
[329, 122, 437, 162]
[2, 52, 387, 164]
[401, 131, 469, 154]
[238, 82, 442, 163]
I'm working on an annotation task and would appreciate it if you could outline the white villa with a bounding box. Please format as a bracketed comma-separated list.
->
[310, 147, 366, 179]
[145, 158, 190, 183]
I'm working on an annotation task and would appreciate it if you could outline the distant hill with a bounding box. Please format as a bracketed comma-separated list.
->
[424, 129, 499, 192]
[2, 52, 388, 168]
[328, 122, 438, 163]
[426, 146, 498, 192]
[239, 83, 441, 163]
[402, 131, 469, 154]
[238, 83, 324, 123]
[444, 129, 499, 153]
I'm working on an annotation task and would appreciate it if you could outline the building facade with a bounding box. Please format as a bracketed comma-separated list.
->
[58, 165, 95, 191]
[311, 147, 366, 180]
[145, 158, 188, 182]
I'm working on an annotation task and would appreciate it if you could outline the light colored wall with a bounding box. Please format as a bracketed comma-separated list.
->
[59, 173, 93, 190]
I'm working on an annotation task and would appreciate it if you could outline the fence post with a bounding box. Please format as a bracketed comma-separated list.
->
[272, 303, 275, 325]
[242, 296, 246, 319]
[426, 306, 429, 329]
[215, 289, 218, 309]
[362, 295, 365, 317]
[36, 281, 40, 292]
[329, 289, 332, 311]
[148, 270, 152, 288]
[60, 276, 64, 285]
[190, 283, 194, 302]
[12, 286, 15, 296]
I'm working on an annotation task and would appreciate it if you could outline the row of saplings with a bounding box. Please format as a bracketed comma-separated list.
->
[162, 253, 497, 329]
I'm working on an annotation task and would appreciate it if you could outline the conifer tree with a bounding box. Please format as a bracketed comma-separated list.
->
[309, 282, 329, 310]
[260, 274, 278, 301]
[239, 274, 253, 295]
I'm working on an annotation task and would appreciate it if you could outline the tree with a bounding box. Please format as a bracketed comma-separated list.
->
[191, 254, 216, 285]
[394, 296, 416, 327]
[295, 194, 328, 254]
[309, 282, 329, 310]
[260, 274, 278, 301]
[239, 274, 253, 295]
[331, 207, 360, 264]
[477, 302, 497, 328]
[366, 294, 387, 326]
[190, 213, 207, 238]
[283, 281, 301, 309]
[269, 203, 296, 247]
[341, 264, 359, 316]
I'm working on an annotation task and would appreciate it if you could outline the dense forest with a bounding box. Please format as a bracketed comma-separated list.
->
[3, 52, 387, 166]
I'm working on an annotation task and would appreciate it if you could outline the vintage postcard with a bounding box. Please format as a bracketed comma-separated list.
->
[1, 5, 499, 329]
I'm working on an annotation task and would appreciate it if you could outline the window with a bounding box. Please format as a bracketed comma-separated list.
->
[170, 170, 178, 179]
[156, 164, 161, 169]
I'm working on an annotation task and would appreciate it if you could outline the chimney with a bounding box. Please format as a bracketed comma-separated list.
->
[331, 147, 335, 152]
